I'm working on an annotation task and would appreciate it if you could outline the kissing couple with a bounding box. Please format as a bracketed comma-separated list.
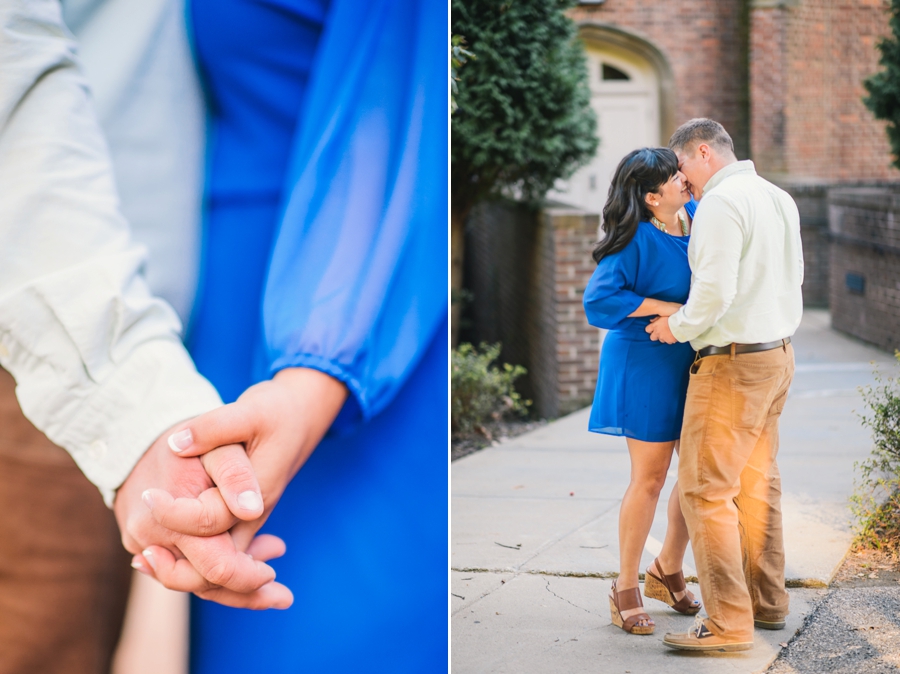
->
[583, 118, 804, 651]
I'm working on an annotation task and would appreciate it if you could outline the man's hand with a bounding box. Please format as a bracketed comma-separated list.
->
[646, 315, 677, 344]
[115, 429, 293, 609]
[137, 368, 348, 570]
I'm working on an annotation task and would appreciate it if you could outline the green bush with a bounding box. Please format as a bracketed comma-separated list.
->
[451, 342, 529, 436]
[851, 352, 900, 553]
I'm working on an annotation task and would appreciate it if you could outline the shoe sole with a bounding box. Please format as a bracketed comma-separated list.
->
[754, 619, 786, 630]
[663, 639, 753, 652]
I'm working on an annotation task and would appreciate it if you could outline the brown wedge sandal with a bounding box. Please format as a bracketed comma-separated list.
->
[609, 580, 654, 635]
[643, 558, 701, 615]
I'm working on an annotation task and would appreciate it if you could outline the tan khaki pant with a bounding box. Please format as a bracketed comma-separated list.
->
[678, 344, 794, 640]
[0, 369, 132, 674]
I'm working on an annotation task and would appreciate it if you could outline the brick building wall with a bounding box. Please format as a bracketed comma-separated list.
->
[750, 4, 788, 172]
[751, 0, 895, 181]
[573, 0, 894, 181]
[569, 1, 751, 158]
[463, 202, 600, 419]
[829, 187, 900, 352]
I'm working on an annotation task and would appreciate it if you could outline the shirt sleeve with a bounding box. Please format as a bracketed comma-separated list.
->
[583, 245, 645, 331]
[668, 194, 743, 343]
[0, 0, 222, 505]
[260, 0, 446, 429]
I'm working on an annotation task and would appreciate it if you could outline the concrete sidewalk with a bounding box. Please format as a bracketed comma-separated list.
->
[451, 310, 896, 674]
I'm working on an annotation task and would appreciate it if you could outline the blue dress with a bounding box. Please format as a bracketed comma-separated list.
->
[185, 0, 447, 671]
[583, 202, 697, 442]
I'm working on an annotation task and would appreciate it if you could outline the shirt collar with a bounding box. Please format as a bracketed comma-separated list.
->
[702, 160, 756, 195]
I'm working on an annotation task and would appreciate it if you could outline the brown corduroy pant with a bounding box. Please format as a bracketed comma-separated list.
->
[0, 368, 132, 674]
[678, 343, 795, 640]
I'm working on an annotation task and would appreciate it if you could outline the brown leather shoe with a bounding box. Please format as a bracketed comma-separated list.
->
[663, 617, 753, 652]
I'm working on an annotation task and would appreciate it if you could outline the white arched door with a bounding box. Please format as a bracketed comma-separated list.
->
[551, 42, 660, 214]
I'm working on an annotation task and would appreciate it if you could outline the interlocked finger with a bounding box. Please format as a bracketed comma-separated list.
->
[143, 487, 237, 537]
[199, 443, 264, 521]
[134, 545, 292, 609]
[156, 532, 277, 594]
[197, 581, 294, 610]
[246, 533, 287, 562]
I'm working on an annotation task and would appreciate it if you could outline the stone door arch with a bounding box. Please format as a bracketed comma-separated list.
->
[551, 25, 675, 215]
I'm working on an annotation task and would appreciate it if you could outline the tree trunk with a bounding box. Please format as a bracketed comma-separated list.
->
[451, 207, 467, 348]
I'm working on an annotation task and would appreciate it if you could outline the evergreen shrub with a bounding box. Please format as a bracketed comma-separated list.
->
[451, 343, 529, 436]
[851, 353, 900, 554]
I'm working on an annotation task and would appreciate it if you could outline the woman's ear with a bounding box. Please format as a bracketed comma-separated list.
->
[644, 192, 660, 208]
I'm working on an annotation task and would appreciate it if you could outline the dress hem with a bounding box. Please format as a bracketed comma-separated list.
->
[588, 426, 681, 443]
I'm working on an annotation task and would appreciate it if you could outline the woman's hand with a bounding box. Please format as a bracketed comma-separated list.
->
[134, 367, 348, 577]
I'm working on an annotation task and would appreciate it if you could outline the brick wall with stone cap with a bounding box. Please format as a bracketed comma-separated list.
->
[828, 186, 900, 352]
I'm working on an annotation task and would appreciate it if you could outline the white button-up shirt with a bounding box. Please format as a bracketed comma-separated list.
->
[0, 0, 222, 505]
[668, 160, 804, 350]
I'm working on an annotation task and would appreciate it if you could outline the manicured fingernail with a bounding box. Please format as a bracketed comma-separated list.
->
[141, 490, 154, 509]
[167, 429, 193, 453]
[237, 491, 263, 511]
[131, 560, 145, 571]
[142, 549, 157, 571]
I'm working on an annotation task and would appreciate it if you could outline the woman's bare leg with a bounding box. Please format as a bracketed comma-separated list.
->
[652, 442, 698, 607]
[615, 438, 676, 626]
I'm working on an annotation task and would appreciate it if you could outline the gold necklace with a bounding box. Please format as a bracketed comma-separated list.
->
[650, 212, 689, 236]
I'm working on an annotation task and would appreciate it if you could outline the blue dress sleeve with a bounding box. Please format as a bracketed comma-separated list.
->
[583, 241, 645, 330]
[685, 197, 698, 220]
[260, 0, 446, 428]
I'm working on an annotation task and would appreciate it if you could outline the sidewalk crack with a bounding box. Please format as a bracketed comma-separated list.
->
[544, 577, 598, 616]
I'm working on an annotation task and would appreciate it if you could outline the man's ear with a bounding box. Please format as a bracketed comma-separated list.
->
[697, 143, 711, 162]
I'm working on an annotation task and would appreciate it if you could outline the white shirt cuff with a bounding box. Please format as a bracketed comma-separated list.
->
[5, 338, 222, 506]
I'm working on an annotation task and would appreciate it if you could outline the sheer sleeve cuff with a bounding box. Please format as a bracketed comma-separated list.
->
[269, 354, 367, 434]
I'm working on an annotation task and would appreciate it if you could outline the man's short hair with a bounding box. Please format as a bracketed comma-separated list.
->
[668, 118, 735, 155]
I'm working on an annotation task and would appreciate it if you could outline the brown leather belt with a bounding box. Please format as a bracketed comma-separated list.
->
[697, 337, 790, 359]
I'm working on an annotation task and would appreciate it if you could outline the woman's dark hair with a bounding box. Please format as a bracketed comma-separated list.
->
[591, 147, 680, 263]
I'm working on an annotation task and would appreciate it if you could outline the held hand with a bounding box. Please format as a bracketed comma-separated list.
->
[140, 367, 348, 556]
[115, 429, 294, 609]
[646, 315, 677, 344]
